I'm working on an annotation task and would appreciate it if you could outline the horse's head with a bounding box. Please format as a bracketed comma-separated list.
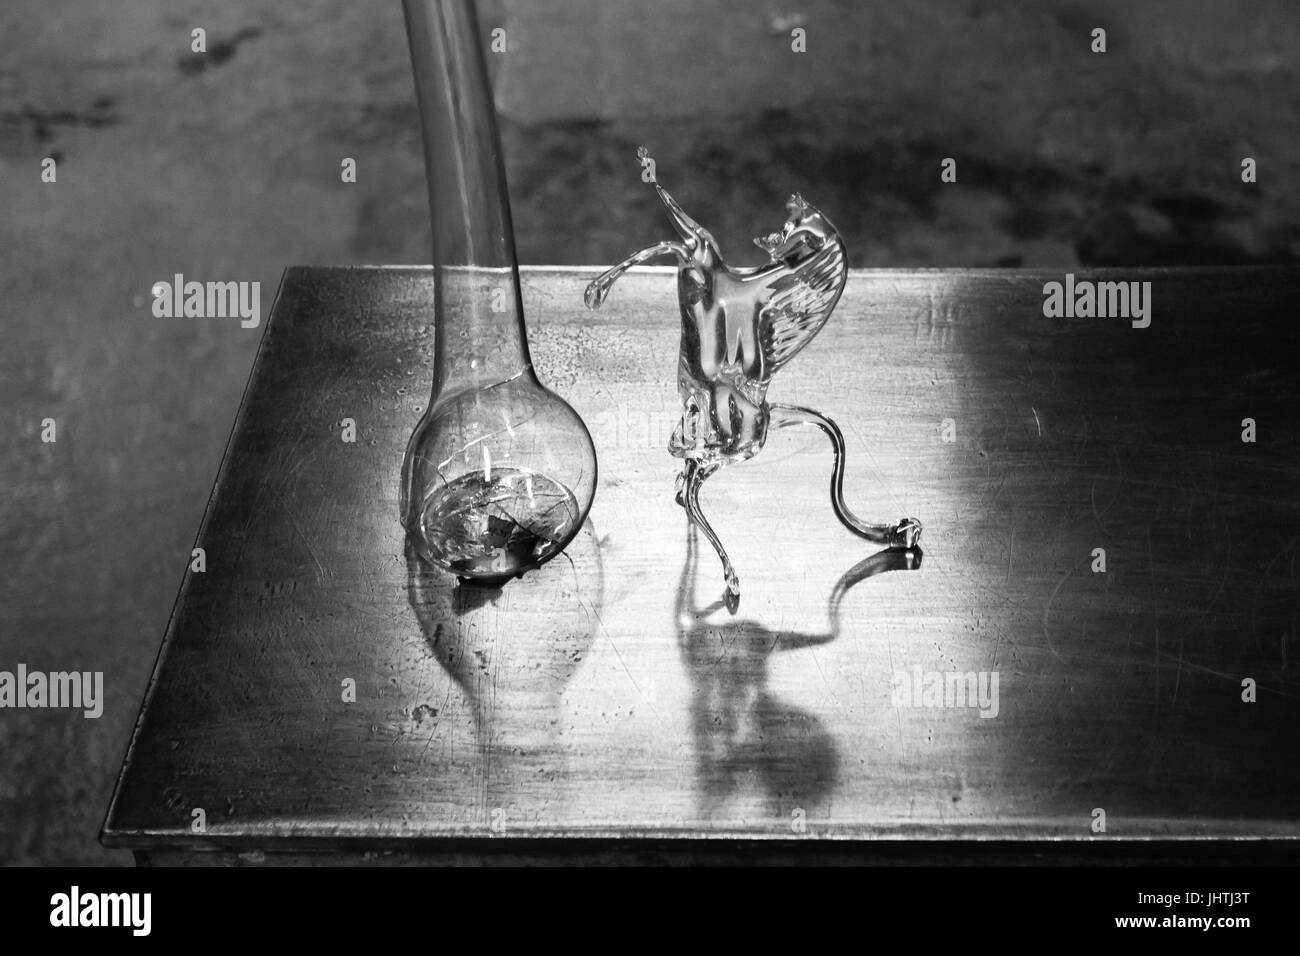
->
[753, 193, 838, 266]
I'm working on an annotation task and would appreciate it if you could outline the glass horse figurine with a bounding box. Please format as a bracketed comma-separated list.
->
[585, 147, 922, 603]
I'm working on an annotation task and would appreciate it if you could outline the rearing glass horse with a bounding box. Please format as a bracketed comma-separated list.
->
[585, 148, 921, 602]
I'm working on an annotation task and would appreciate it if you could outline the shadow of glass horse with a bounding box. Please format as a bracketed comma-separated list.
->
[674, 525, 921, 821]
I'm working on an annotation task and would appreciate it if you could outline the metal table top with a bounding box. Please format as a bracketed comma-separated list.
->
[102, 265, 1300, 858]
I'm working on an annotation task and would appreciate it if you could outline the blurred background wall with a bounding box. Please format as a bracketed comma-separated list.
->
[0, 0, 1296, 864]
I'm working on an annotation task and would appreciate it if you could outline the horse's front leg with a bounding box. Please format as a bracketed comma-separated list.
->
[681, 459, 740, 604]
[584, 241, 689, 310]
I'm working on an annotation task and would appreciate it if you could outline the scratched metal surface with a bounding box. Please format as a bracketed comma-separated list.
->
[103, 265, 1300, 850]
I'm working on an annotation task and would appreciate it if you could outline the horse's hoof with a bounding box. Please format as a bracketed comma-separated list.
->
[723, 572, 741, 614]
[893, 518, 923, 550]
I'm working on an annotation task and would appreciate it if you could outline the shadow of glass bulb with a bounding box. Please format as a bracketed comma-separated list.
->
[405, 519, 603, 758]
[399, 0, 596, 583]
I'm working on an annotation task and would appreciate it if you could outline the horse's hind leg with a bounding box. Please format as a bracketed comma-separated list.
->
[770, 403, 922, 549]
[681, 459, 740, 600]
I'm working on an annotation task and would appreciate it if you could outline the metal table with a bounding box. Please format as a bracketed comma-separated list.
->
[102, 265, 1300, 864]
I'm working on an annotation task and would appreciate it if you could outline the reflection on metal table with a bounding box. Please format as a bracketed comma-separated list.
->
[102, 265, 1300, 864]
